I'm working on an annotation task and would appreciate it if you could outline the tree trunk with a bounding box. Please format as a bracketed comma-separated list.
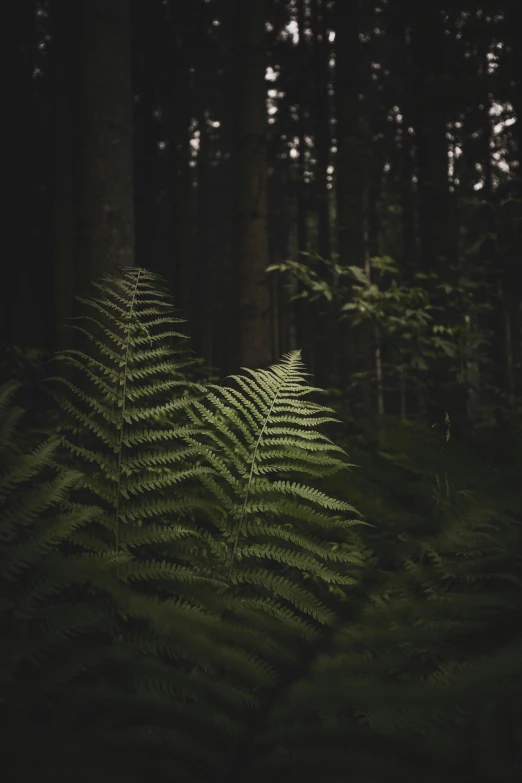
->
[50, 0, 82, 351]
[232, 0, 271, 369]
[5, 0, 50, 349]
[132, 0, 160, 274]
[158, 5, 192, 322]
[77, 0, 135, 296]
[334, 0, 364, 271]
[311, 0, 337, 387]
[409, 0, 453, 277]
[195, 103, 215, 366]
[313, 0, 332, 265]
[296, 0, 309, 265]
[366, 160, 384, 416]
[294, 0, 315, 374]
[507, 0, 522, 174]
[506, 1, 522, 399]
[268, 136, 294, 357]
[399, 36, 417, 281]
[408, 0, 461, 421]
[334, 0, 364, 391]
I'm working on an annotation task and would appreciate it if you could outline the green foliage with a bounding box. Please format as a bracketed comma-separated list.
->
[45, 267, 217, 554]
[268, 254, 496, 415]
[317, 414, 522, 781]
[2, 266, 521, 782]
[0, 380, 131, 781]
[23, 267, 365, 779]
[185, 350, 365, 581]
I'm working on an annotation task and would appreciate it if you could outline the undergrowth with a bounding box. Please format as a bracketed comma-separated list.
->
[1, 267, 521, 782]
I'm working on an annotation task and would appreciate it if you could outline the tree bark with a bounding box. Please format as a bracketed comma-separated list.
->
[408, 0, 453, 277]
[313, 0, 332, 265]
[77, 0, 135, 295]
[132, 0, 160, 274]
[311, 0, 337, 387]
[408, 0, 461, 421]
[50, 0, 81, 351]
[232, 0, 271, 369]
[158, 4, 192, 322]
[5, 0, 50, 348]
[334, 0, 364, 390]
[334, 0, 364, 271]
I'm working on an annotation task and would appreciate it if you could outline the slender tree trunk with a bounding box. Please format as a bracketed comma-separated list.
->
[132, 0, 160, 273]
[507, 2, 522, 398]
[466, 43, 493, 417]
[5, 0, 50, 348]
[334, 0, 363, 271]
[400, 140, 417, 283]
[399, 40, 417, 282]
[313, 0, 332, 265]
[388, 5, 417, 282]
[411, 0, 454, 273]
[232, 0, 271, 369]
[388, 6, 417, 416]
[77, 0, 135, 295]
[160, 7, 192, 322]
[296, 1, 309, 264]
[50, 0, 81, 351]
[295, 0, 315, 374]
[268, 139, 294, 356]
[366, 159, 384, 416]
[507, 0, 522, 174]
[195, 108, 212, 364]
[409, 1, 453, 276]
[408, 0, 461, 421]
[311, 0, 336, 386]
[334, 0, 364, 390]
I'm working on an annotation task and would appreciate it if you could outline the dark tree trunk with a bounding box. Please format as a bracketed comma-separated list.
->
[296, 0, 309, 263]
[311, 0, 337, 387]
[398, 30, 417, 281]
[77, 0, 135, 295]
[195, 102, 213, 365]
[506, 1, 522, 398]
[5, 0, 51, 349]
[508, 0, 522, 173]
[334, 0, 364, 390]
[409, 0, 453, 277]
[155, 2, 193, 324]
[268, 139, 294, 358]
[313, 0, 332, 265]
[366, 161, 385, 417]
[50, 0, 81, 351]
[232, 0, 271, 369]
[334, 0, 364, 271]
[132, 0, 160, 274]
[294, 0, 315, 373]
[408, 0, 462, 421]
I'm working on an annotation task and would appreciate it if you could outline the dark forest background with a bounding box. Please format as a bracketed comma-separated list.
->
[2, 3, 522, 781]
[4, 0, 522, 431]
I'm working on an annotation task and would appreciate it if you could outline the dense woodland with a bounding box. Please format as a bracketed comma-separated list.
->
[1, 1, 522, 781]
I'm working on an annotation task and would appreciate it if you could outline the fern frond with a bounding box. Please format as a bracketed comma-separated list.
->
[186, 350, 366, 589]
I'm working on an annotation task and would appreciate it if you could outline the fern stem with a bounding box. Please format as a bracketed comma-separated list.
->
[114, 268, 141, 552]
[227, 375, 282, 580]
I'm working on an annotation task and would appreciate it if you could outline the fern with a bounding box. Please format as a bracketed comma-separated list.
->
[0, 381, 133, 781]
[271, 456, 522, 783]
[36, 268, 376, 781]
[39, 269, 295, 776]
[45, 268, 215, 553]
[186, 350, 365, 587]
[16, 265, 517, 782]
